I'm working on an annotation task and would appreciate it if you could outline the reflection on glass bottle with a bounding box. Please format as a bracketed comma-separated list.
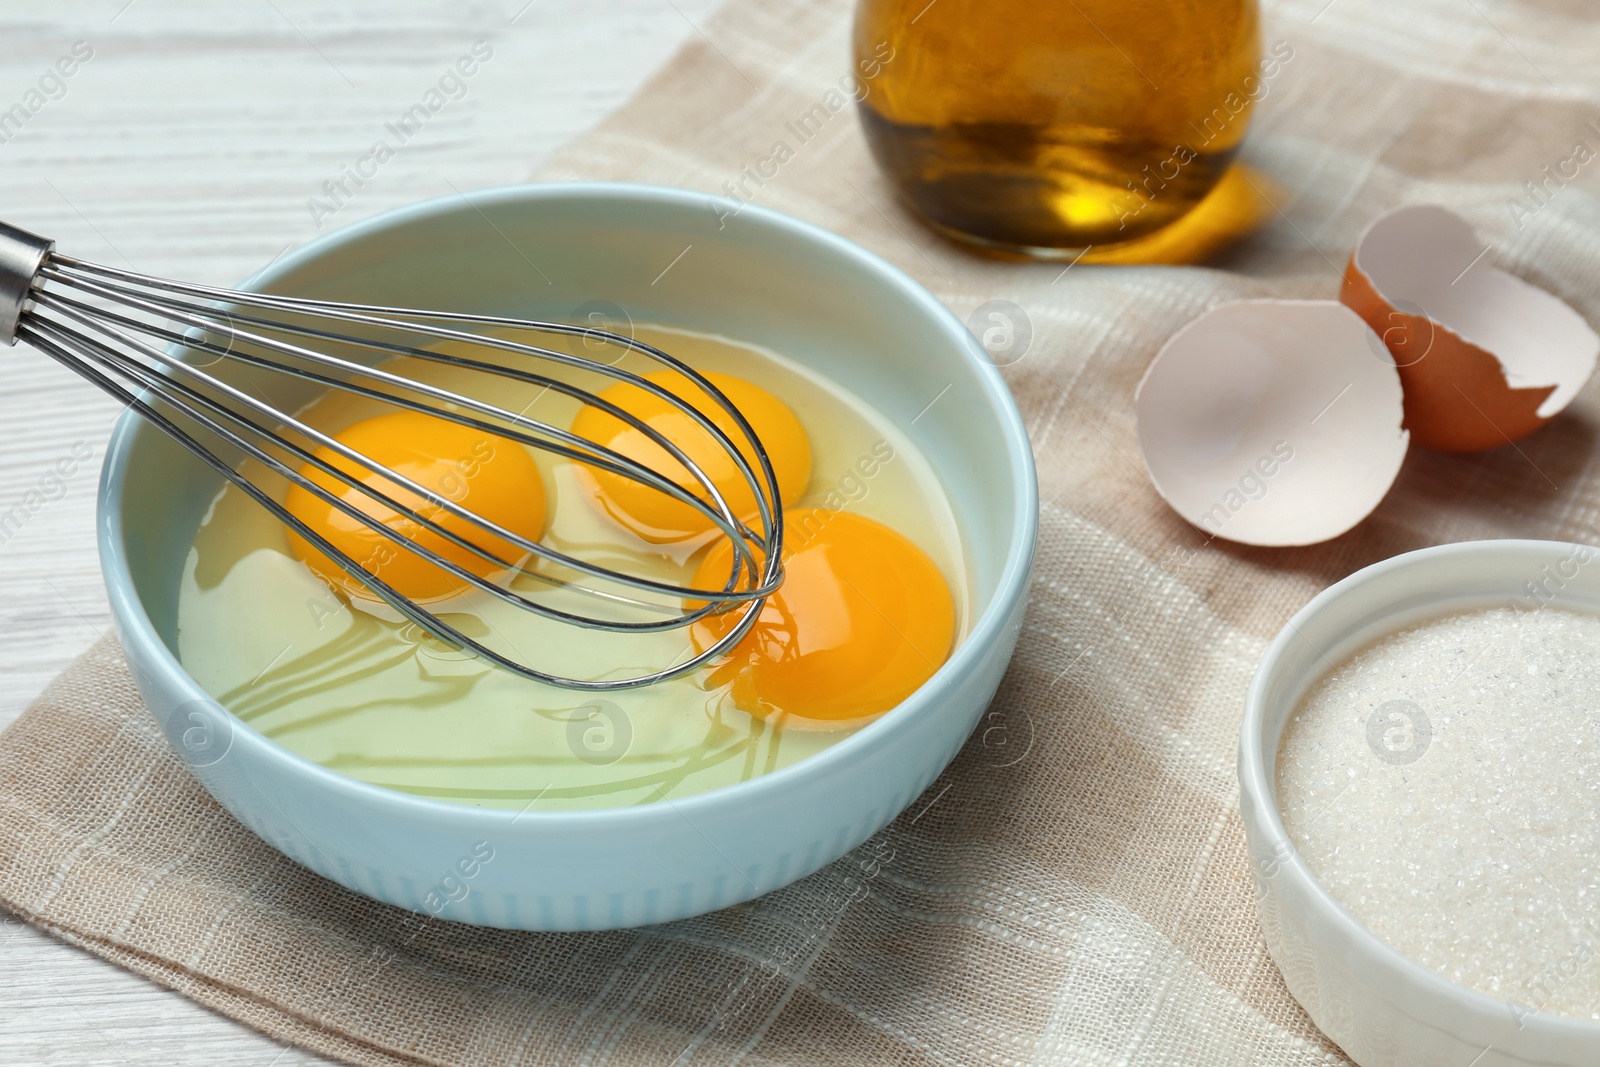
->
[853, 0, 1264, 258]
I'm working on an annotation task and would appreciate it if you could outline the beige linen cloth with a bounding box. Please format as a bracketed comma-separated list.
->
[5, 0, 1600, 1063]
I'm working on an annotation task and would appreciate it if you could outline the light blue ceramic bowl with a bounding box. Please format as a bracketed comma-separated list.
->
[98, 182, 1038, 931]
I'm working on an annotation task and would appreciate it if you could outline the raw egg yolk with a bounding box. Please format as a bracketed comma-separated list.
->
[571, 370, 811, 544]
[284, 410, 547, 604]
[689, 509, 955, 722]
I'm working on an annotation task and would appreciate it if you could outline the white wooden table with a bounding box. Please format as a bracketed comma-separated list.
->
[0, 2, 718, 1061]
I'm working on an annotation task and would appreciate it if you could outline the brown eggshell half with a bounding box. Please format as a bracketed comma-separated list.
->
[1342, 204, 1598, 453]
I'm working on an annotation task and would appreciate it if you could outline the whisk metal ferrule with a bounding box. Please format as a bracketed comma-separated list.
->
[0, 221, 51, 345]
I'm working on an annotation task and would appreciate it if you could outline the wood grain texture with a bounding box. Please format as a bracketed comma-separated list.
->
[0, 1, 718, 1062]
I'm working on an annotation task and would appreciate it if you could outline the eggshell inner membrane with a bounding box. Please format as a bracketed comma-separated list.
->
[1135, 300, 1409, 547]
[1344, 204, 1598, 451]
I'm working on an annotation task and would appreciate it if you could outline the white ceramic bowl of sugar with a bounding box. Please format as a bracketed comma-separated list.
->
[1240, 539, 1600, 1067]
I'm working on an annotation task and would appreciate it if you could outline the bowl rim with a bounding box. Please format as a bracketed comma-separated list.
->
[98, 179, 1040, 830]
[1240, 537, 1600, 1042]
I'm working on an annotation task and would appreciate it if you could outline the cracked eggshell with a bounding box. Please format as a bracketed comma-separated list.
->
[1135, 300, 1409, 547]
[1342, 204, 1599, 453]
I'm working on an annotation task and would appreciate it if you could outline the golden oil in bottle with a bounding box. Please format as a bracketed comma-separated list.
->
[854, 0, 1266, 257]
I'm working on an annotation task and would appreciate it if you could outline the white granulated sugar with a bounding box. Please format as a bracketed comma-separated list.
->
[1277, 605, 1600, 1021]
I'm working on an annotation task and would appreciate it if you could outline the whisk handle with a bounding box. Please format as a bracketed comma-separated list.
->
[0, 221, 53, 346]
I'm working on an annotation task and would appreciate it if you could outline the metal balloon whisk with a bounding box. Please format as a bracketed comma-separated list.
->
[0, 220, 783, 690]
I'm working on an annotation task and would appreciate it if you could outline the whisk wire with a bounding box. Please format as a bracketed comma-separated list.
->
[33, 285, 767, 607]
[27, 320, 762, 689]
[35, 267, 775, 575]
[2, 227, 788, 690]
[25, 313, 744, 635]
[43, 255, 784, 558]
